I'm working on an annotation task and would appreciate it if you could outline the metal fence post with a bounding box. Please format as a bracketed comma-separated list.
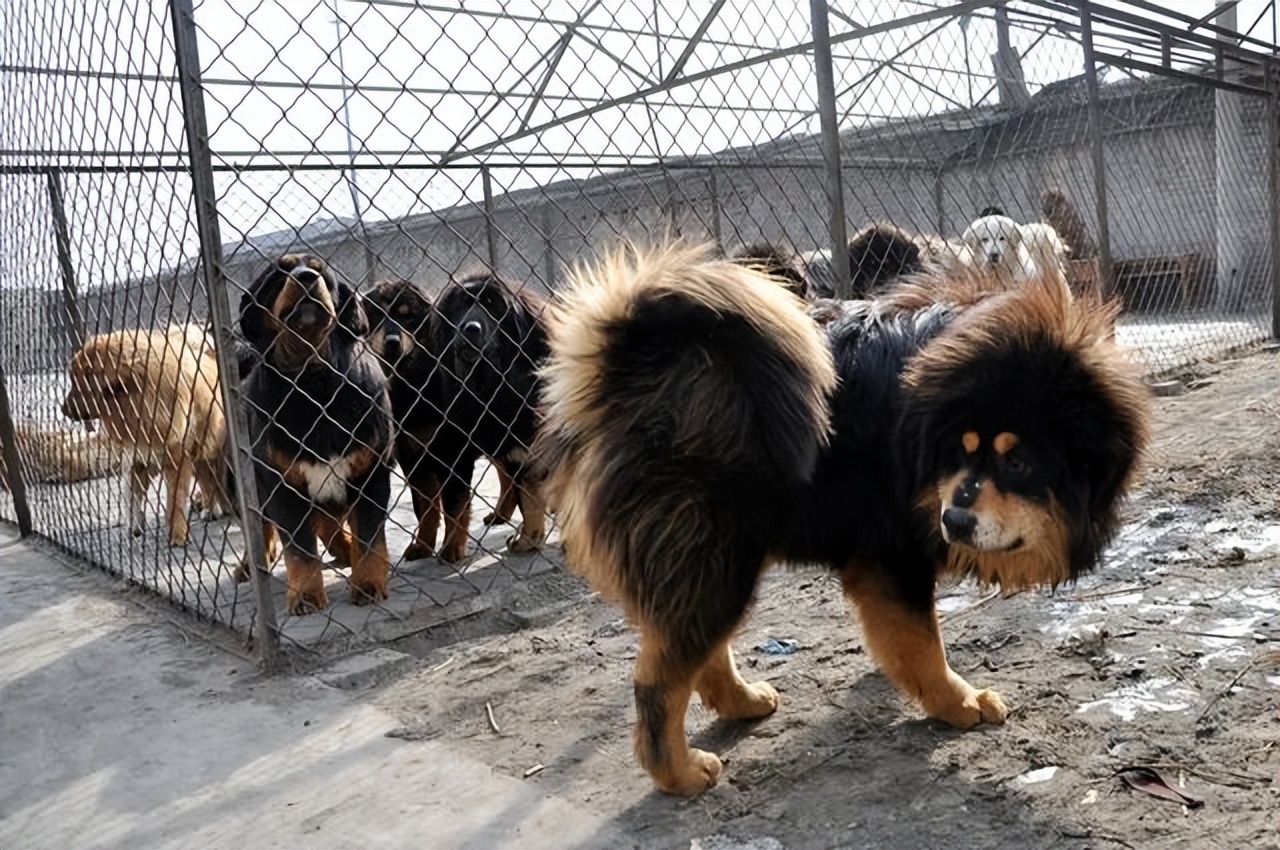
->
[170, 0, 280, 666]
[541, 204, 557, 290]
[47, 170, 89, 351]
[1269, 58, 1280, 339]
[707, 169, 723, 246]
[809, 0, 852, 298]
[1080, 1, 1116, 299]
[0, 362, 33, 536]
[481, 166, 499, 272]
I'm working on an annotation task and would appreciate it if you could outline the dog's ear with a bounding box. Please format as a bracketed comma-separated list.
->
[239, 264, 280, 353]
[334, 281, 369, 338]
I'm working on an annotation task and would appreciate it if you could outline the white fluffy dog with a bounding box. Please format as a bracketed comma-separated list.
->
[962, 214, 1036, 283]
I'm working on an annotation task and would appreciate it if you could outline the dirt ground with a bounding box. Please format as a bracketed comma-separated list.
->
[2, 348, 1276, 850]
[371, 346, 1280, 850]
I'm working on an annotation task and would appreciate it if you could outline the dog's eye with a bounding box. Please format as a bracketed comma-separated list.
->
[1000, 453, 1029, 476]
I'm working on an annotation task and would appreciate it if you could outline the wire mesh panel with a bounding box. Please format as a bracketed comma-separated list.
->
[0, 1, 1277, 659]
[0, 2, 258, 633]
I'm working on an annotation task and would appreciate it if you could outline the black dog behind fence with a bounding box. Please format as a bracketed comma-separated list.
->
[0, 0, 1276, 663]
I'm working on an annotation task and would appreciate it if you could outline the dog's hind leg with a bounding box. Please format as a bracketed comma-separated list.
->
[162, 457, 194, 546]
[625, 536, 766, 796]
[193, 457, 233, 519]
[632, 627, 724, 796]
[313, 509, 357, 568]
[127, 461, 154, 537]
[506, 473, 546, 553]
[234, 519, 278, 583]
[843, 570, 1007, 728]
[694, 641, 779, 720]
[483, 461, 517, 525]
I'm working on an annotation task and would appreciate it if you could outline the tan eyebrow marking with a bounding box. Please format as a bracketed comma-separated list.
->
[962, 431, 980, 454]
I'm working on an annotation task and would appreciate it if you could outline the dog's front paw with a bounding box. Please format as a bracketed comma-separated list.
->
[350, 577, 388, 607]
[506, 527, 545, 553]
[402, 540, 435, 562]
[437, 542, 468, 564]
[286, 586, 328, 616]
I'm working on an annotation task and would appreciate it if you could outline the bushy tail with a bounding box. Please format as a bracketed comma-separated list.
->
[536, 243, 835, 625]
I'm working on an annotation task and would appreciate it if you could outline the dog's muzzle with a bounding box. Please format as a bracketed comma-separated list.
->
[287, 268, 329, 329]
[986, 251, 1002, 266]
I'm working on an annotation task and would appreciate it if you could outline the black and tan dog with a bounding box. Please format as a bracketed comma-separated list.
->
[363, 278, 446, 562]
[365, 278, 524, 561]
[239, 253, 393, 615]
[427, 272, 549, 563]
[536, 243, 1150, 796]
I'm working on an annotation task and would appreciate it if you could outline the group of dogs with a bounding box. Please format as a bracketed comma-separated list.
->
[53, 255, 551, 616]
[27, 193, 1153, 797]
[754, 190, 1097, 305]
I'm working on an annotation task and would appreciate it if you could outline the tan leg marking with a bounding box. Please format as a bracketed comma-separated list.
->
[284, 549, 328, 615]
[403, 476, 441, 561]
[235, 519, 279, 584]
[193, 457, 232, 517]
[313, 510, 356, 567]
[128, 462, 154, 536]
[844, 575, 1007, 728]
[348, 512, 390, 606]
[484, 463, 518, 525]
[507, 478, 547, 553]
[163, 458, 194, 546]
[633, 627, 722, 796]
[438, 499, 471, 564]
[694, 641, 778, 720]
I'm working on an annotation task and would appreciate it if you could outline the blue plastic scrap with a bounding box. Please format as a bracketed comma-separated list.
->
[755, 638, 800, 656]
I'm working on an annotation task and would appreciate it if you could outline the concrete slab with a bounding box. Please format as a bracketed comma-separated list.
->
[0, 531, 625, 849]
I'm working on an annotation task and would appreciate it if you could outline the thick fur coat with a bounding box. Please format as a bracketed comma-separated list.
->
[536, 243, 1150, 796]
[240, 253, 394, 614]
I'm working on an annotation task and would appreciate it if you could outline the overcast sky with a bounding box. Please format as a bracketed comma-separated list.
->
[1, 0, 1275, 290]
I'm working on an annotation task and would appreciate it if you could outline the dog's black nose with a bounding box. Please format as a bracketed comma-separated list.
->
[383, 331, 402, 358]
[461, 320, 483, 340]
[942, 507, 977, 542]
[987, 252, 1002, 265]
[292, 267, 321, 286]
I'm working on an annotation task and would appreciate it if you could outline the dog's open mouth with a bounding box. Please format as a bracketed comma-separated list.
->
[288, 299, 330, 330]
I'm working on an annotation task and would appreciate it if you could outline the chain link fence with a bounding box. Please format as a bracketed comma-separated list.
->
[1, 0, 1276, 663]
